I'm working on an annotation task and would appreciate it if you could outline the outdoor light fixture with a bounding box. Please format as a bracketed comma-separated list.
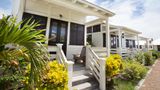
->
[59, 14, 63, 18]
[102, 20, 106, 24]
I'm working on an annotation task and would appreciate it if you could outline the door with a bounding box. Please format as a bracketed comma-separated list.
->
[48, 19, 68, 54]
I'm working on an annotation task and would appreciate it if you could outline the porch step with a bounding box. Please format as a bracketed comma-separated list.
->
[72, 72, 99, 90]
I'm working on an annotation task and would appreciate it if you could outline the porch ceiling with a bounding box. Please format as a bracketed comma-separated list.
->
[42, 0, 115, 18]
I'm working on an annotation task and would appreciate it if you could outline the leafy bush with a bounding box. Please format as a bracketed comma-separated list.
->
[144, 52, 152, 66]
[151, 50, 160, 60]
[134, 52, 144, 64]
[24, 60, 68, 90]
[42, 61, 68, 90]
[122, 60, 147, 82]
[106, 54, 123, 78]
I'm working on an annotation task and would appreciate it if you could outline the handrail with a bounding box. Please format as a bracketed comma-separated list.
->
[86, 45, 106, 90]
[56, 44, 74, 90]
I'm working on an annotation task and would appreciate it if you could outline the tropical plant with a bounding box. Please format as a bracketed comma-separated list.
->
[122, 60, 147, 82]
[0, 16, 49, 89]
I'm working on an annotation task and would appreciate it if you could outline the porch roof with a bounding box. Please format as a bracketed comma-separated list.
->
[42, 0, 115, 18]
[110, 25, 142, 35]
[139, 36, 149, 40]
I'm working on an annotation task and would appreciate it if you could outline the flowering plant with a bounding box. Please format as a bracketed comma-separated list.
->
[106, 54, 123, 78]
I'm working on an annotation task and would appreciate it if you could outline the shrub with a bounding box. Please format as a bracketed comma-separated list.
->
[106, 54, 123, 78]
[23, 61, 68, 90]
[106, 54, 123, 89]
[134, 52, 144, 64]
[144, 52, 152, 66]
[122, 60, 147, 82]
[42, 61, 68, 90]
[151, 50, 160, 60]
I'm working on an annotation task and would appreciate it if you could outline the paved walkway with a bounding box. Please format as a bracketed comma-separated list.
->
[139, 60, 160, 90]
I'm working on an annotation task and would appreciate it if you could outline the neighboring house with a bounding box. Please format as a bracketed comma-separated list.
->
[86, 21, 142, 57]
[12, 0, 115, 90]
[152, 39, 160, 51]
[139, 36, 153, 52]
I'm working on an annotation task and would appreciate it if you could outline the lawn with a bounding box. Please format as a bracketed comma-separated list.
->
[114, 78, 136, 90]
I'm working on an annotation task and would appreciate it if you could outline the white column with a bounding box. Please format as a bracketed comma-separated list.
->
[146, 39, 150, 51]
[118, 29, 122, 55]
[45, 17, 51, 44]
[136, 35, 140, 51]
[67, 22, 71, 45]
[106, 19, 110, 56]
[45, 6, 52, 45]
[14, 0, 26, 22]
[84, 25, 87, 46]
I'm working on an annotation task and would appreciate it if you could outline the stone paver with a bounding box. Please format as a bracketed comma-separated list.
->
[139, 60, 160, 90]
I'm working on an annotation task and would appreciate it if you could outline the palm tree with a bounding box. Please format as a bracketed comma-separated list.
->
[0, 16, 49, 89]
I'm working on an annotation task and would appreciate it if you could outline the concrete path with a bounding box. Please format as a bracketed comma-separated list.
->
[139, 60, 160, 90]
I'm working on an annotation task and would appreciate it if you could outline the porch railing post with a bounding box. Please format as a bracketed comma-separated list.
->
[99, 58, 106, 90]
[67, 61, 74, 90]
[56, 43, 74, 90]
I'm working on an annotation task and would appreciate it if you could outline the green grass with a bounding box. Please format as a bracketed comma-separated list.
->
[114, 79, 136, 90]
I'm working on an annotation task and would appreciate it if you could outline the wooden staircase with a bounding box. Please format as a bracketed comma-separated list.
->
[72, 68, 100, 90]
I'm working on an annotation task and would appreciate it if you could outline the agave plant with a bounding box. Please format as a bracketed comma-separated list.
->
[0, 16, 49, 89]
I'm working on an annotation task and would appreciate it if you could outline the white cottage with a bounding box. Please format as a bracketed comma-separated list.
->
[139, 36, 153, 52]
[86, 21, 142, 58]
[12, 0, 115, 90]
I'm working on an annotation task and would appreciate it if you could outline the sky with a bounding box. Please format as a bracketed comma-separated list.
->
[0, 0, 160, 40]
[86, 0, 160, 40]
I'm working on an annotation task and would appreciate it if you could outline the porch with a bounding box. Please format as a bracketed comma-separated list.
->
[139, 36, 153, 52]
[109, 25, 142, 58]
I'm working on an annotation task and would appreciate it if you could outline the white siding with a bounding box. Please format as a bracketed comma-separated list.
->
[92, 32, 103, 47]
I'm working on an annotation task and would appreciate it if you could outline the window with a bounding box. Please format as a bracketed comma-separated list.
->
[111, 35, 118, 48]
[22, 12, 47, 35]
[70, 23, 84, 45]
[126, 39, 136, 48]
[126, 39, 129, 48]
[87, 35, 92, 45]
[87, 27, 92, 33]
[48, 19, 68, 45]
[133, 40, 135, 48]
[93, 24, 100, 32]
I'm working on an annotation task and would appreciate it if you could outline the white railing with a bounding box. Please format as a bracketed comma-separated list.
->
[86, 45, 106, 90]
[56, 44, 74, 90]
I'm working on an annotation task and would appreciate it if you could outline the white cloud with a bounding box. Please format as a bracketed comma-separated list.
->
[87, 0, 160, 40]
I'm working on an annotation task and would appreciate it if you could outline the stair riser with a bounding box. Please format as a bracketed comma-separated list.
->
[72, 77, 95, 86]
